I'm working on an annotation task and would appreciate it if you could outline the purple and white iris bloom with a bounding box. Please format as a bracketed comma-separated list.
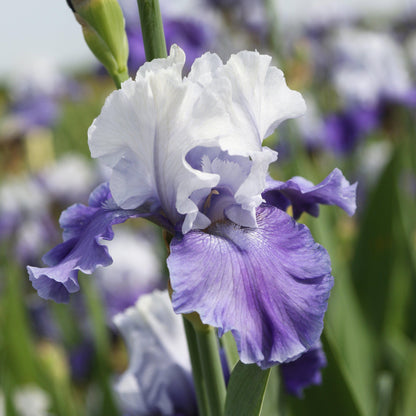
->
[329, 28, 415, 107]
[28, 45, 356, 368]
[115, 289, 324, 414]
[113, 290, 197, 416]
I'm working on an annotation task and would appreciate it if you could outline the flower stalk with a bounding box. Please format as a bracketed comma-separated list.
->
[183, 317, 210, 416]
[190, 319, 227, 416]
[137, 2, 225, 415]
[136, 0, 167, 61]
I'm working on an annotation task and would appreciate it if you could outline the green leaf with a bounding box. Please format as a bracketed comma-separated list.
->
[401, 346, 416, 416]
[394, 139, 416, 338]
[351, 151, 398, 335]
[260, 367, 280, 416]
[324, 251, 377, 416]
[79, 276, 121, 416]
[278, 144, 377, 415]
[225, 361, 271, 416]
[375, 372, 394, 416]
[307, 208, 377, 416]
[221, 331, 240, 372]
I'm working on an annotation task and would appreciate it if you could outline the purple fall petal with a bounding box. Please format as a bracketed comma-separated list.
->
[168, 205, 333, 369]
[263, 168, 357, 220]
[280, 341, 327, 397]
[27, 183, 145, 303]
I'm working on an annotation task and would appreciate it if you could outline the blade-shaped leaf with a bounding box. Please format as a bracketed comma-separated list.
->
[260, 367, 280, 416]
[306, 207, 376, 415]
[402, 347, 416, 416]
[225, 361, 271, 416]
[351, 151, 398, 334]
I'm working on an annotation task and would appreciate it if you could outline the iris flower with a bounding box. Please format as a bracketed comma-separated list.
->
[28, 45, 356, 368]
[114, 289, 326, 414]
[113, 290, 197, 416]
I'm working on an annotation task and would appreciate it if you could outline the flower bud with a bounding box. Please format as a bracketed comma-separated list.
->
[67, 0, 129, 87]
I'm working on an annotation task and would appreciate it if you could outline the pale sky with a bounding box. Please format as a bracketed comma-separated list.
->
[0, 0, 96, 81]
[2, 0, 414, 82]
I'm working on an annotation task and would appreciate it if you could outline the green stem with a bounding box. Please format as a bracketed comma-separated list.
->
[194, 324, 227, 416]
[136, 0, 167, 61]
[135, 3, 224, 414]
[183, 318, 210, 416]
[221, 331, 240, 373]
[111, 69, 129, 89]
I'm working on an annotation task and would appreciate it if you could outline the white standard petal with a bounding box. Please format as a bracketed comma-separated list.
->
[136, 43, 185, 81]
[89, 45, 306, 234]
[189, 50, 306, 155]
[89, 45, 230, 229]
[187, 51, 223, 86]
[188, 50, 302, 228]
[88, 77, 157, 209]
[220, 51, 306, 149]
[231, 146, 277, 221]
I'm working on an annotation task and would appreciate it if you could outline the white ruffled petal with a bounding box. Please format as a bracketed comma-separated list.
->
[88, 78, 156, 208]
[137, 43, 186, 80]
[221, 51, 306, 147]
[88, 45, 305, 234]
[187, 51, 223, 86]
[188, 50, 306, 156]
[89, 45, 228, 229]
[111, 155, 157, 209]
[234, 147, 278, 212]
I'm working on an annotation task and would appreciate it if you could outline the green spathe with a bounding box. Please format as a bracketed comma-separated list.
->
[69, 0, 129, 87]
